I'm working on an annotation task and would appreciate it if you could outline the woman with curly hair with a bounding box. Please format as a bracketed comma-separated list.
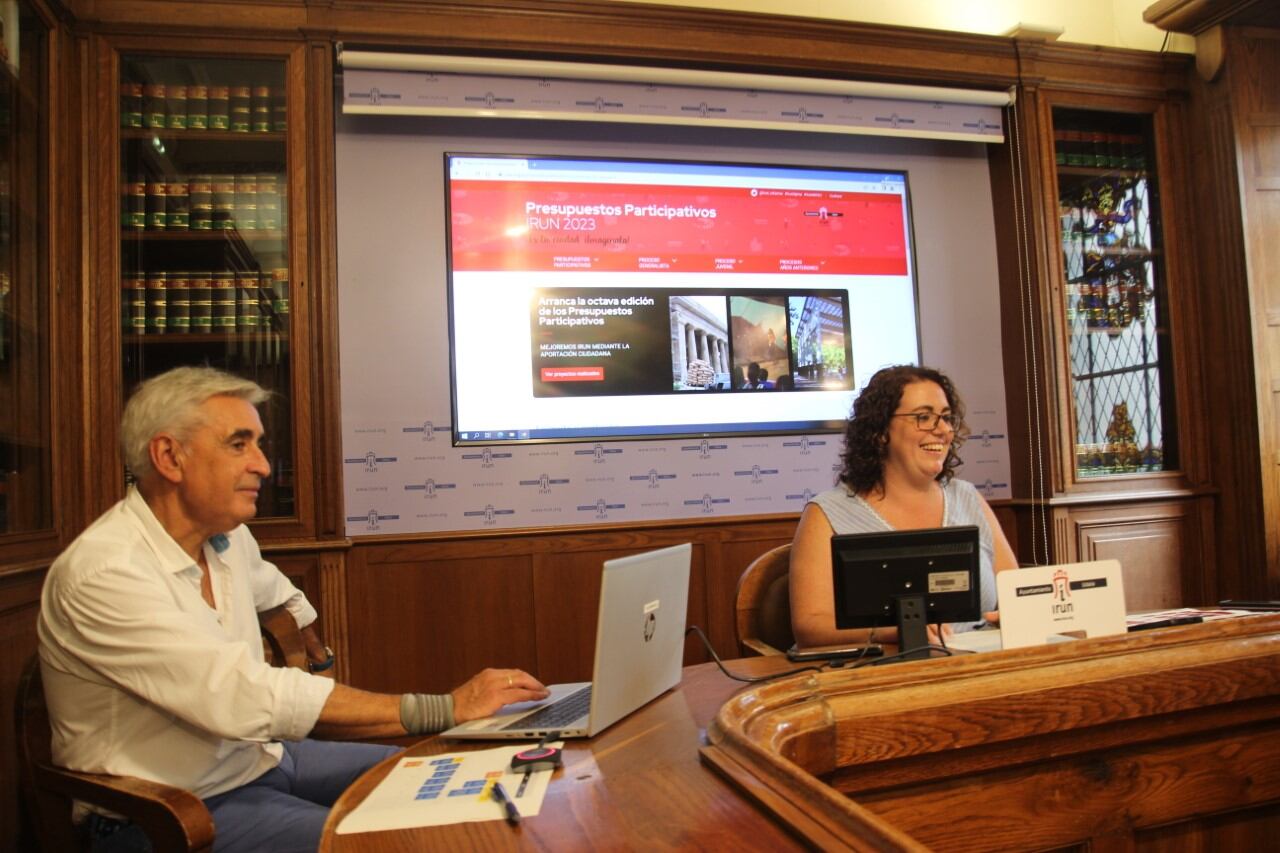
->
[789, 364, 1017, 648]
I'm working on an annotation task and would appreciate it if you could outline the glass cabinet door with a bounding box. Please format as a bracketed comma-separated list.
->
[1053, 107, 1178, 480]
[117, 51, 297, 519]
[0, 0, 50, 539]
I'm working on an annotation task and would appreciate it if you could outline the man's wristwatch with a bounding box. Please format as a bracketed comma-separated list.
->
[309, 646, 336, 673]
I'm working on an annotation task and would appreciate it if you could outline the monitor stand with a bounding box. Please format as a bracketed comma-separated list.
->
[894, 594, 931, 661]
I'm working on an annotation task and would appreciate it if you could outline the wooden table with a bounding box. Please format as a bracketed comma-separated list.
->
[320, 655, 806, 851]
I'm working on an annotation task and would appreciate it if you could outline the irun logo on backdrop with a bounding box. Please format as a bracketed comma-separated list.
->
[460, 448, 513, 468]
[404, 478, 457, 498]
[345, 508, 401, 532]
[629, 469, 677, 489]
[782, 436, 828, 455]
[518, 474, 571, 494]
[974, 428, 1007, 448]
[574, 444, 624, 463]
[733, 465, 779, 485]
[680, 439, 728, 459]
[402, 421, 451, 441]
[976, 479, 1010, 498]
[345, 451, 398, 473]
[684, 493, 731, 514]
[577, 498, 626, 520]
[462, 504, 516, 525]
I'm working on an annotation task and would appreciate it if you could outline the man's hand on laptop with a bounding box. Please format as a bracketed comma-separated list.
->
[452, 668, 550, 723]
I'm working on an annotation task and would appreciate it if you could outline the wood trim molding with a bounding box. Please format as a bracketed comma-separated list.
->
[61, 1, 1027, 88]
[1144, 0, 1267, 35]
[1196, 25, 1227, 80]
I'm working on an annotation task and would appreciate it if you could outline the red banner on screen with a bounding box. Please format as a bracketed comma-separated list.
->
[450, 181, 909, 275]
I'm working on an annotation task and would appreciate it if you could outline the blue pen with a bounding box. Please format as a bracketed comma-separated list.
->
[491, 780, 522, 826]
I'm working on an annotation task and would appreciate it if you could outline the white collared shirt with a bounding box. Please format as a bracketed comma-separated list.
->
[37, 486, 335, 801]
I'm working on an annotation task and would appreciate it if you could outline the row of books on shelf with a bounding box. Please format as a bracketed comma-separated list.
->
[120, 82, 285, 133]
[1054, 130, 1147, 170]
[123, 269, 288, 335]
[122, 173, 286, 232]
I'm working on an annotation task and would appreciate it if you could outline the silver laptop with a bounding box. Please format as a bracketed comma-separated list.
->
[442, 542, 692, 740]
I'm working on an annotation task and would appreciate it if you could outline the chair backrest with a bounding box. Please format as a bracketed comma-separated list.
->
[17, 655, 84, 852]
[15, 608, 308, 851]
[734, 543, 795, 656]
[258, 604, 310, 670]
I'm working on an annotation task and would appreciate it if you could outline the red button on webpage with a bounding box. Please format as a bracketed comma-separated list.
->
[541, 367, 605, 382]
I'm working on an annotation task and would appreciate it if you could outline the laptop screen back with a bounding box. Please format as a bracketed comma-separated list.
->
[587, 542, 691, 735]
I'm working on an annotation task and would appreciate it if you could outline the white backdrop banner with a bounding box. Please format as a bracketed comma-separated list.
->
[336, 115, 1012, 536]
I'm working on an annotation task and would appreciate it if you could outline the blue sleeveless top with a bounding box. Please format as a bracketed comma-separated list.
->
[809, 478, 997, 627]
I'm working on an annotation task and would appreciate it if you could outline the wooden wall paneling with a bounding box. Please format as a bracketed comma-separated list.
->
[305, 38, 343, 540]
[63, 1, 1023, 91]
[1151, 97, 1213, 491]
[990, 75, 1066, 567]
[1065, 500, 1202, 610]
[269, 551, 322, 609]
[340, 519, 800, 693]
[857, 723, 1280, 850]
[1017, 41, 1190, 99]
[0, 0, 76, 566]
[316, 549, 349, 681]
[1052, 508, 1078, 564]
[1184, 47, 1263, 602]
[345, 543, 539, 695]
[1136, 801, 1280, 850]
[62, 23, 93, 546]
[529, 541, 713, 684]
[279, 38, 317, 542]
[1143, 0, 1280, 35]
[264, 546, 352, 678]
[0, 567, 46, 852]
[87, 34, 125, 519]
[1229, 28, 1280, 596]
[1192, 494, 1219, 607]
[531, 547, 609, 686]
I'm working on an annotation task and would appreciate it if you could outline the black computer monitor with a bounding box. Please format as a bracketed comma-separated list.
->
[831, 525, 981, 661]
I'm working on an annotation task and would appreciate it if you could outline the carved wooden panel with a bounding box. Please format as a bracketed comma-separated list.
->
[269, 552, 322, 609]
[1231, 28, 1280, 593]
[345, 548, 539, 695]
[342, 519, 798, 694]
[1136, 801, 1280, 850]
[1065, 501, 1199, 610]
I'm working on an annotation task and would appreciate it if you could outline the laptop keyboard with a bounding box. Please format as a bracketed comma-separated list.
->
[503, 685, 592, 731]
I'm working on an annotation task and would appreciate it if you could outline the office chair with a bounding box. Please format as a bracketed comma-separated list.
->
[734, 543, 795, 656]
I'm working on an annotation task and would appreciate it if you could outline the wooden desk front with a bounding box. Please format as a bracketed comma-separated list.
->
[320, 655, 804, 851]
[706, 614, 1280, 850]
[325, 617, 1280, 850]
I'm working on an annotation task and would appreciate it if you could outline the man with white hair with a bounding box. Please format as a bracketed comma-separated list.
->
[38, 366, 547, 852]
